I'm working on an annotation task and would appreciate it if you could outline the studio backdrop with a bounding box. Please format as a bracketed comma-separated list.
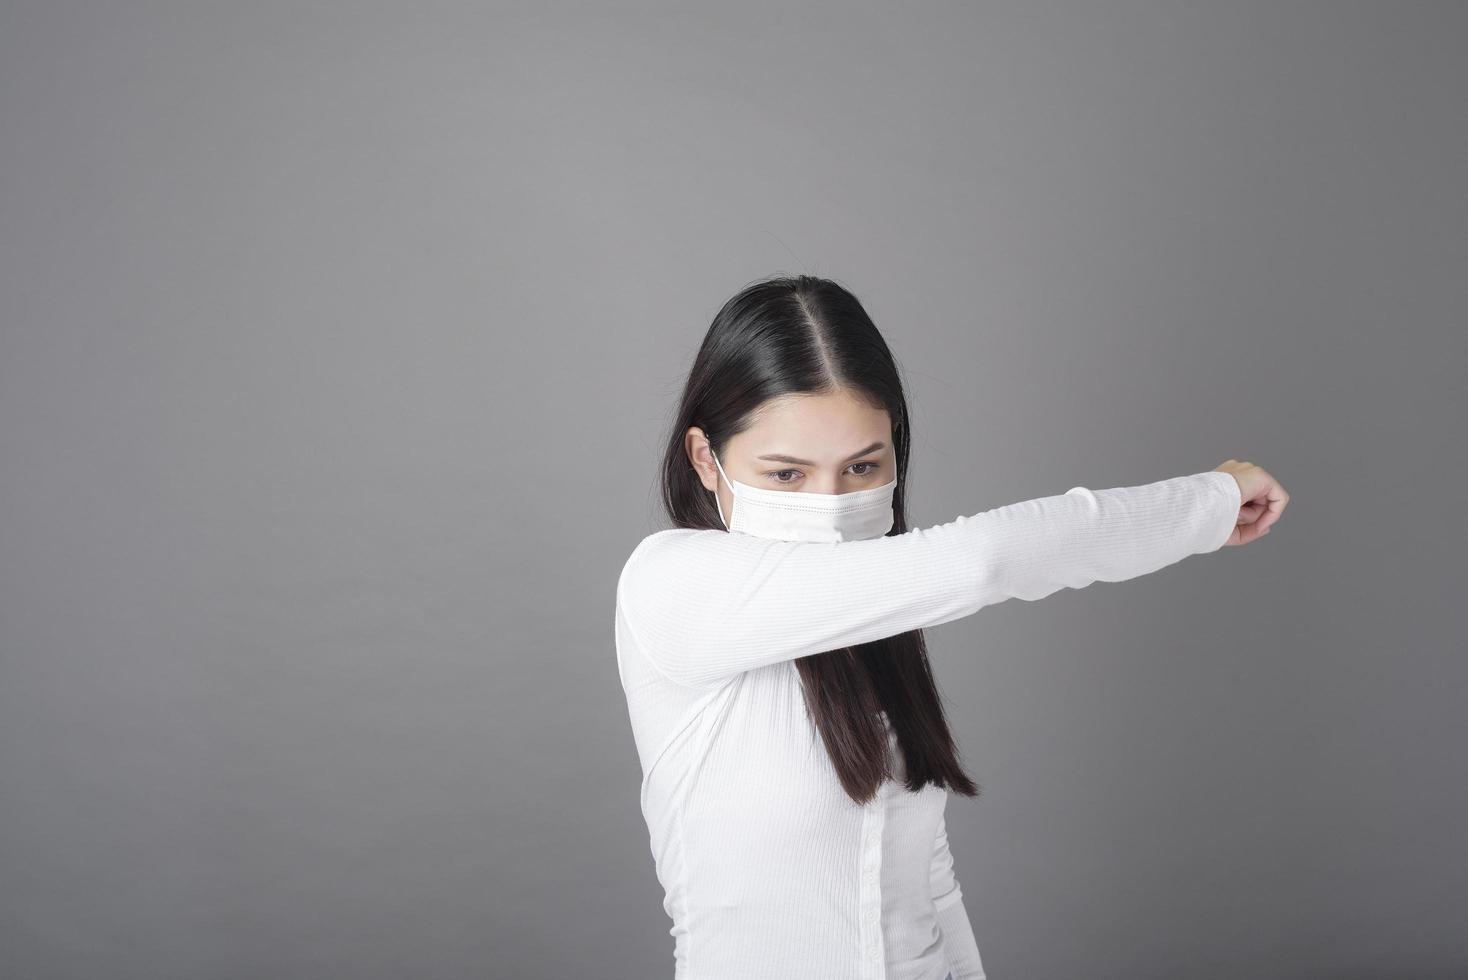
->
[1, 3, 1463, 979]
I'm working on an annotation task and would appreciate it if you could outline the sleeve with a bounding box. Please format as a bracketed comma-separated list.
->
[930, 813, 986, 980]
[617, 469, 1240, 689]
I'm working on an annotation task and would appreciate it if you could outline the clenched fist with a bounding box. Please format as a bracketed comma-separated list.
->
[1213, 459, 1289, 547]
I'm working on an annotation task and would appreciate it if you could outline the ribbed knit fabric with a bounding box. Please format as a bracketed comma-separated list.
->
[614, 470, 1242, 980]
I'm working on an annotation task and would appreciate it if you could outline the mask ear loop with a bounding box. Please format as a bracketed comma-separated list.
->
[709, 447, 732, 530]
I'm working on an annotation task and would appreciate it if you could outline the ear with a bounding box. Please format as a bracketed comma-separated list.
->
[685, 426, 718, 494]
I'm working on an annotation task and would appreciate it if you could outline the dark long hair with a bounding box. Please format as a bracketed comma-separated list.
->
[658, 274, 980, 806]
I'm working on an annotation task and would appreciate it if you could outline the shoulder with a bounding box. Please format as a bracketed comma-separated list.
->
[619, 528, 715, 589]
[616, 528, 759, 623]
[615, 529, 719, 645]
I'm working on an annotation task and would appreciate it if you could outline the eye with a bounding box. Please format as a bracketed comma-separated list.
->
[849, 461, 880, 477]
[770, 469, 802, 484]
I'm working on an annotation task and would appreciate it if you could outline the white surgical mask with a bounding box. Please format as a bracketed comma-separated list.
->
[710, 448, 897, 542]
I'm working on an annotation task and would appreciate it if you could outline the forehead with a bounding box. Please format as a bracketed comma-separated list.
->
[735, 390, 891, 456]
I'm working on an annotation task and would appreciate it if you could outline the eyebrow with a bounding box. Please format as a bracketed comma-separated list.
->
[756, 441, 887, 466]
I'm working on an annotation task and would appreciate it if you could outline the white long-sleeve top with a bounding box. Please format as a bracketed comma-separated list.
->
[614, 470, 1242, 980]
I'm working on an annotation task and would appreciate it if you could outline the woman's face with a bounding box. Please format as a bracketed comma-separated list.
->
[689, 388, 896, 523]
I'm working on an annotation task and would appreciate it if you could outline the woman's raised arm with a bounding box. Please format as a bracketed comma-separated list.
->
[617, 469, 1241, 689]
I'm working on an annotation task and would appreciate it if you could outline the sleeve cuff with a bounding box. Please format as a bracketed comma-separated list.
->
[935, 896, 987, 979]
[1195, 470, 1242, 552]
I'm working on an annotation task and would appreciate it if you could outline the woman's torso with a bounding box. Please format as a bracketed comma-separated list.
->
[617, 598, 952, 980]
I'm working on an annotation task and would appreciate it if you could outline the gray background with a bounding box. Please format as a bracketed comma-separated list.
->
[1, 2, 1463, 979]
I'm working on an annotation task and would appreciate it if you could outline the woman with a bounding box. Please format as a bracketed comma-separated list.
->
[614, 275, 1287, 980]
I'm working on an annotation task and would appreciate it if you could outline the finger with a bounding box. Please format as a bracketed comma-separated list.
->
[1236, 517, 1267, 545]
[1254, 481, 1289, 533]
